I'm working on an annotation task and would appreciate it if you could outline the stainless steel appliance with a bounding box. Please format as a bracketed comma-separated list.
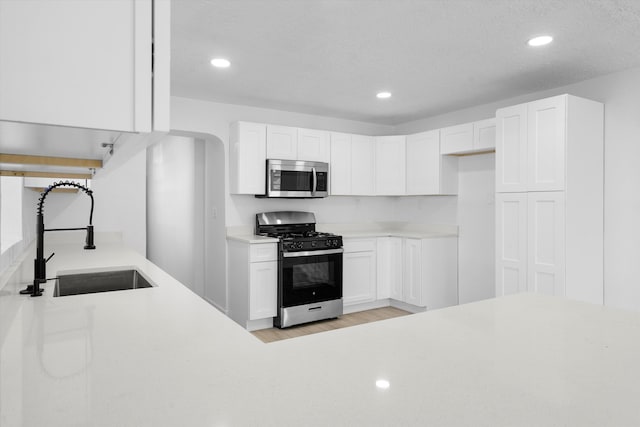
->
[260, 159, 328, 198]
[255, 211, 343, 328]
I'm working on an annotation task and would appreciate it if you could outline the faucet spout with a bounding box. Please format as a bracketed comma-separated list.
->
[19, 181, 96, 297]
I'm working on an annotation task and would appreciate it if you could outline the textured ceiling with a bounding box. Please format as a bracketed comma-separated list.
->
[171, 0, 640, 125]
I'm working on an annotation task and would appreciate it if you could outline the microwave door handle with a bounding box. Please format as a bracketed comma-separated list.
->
[312, 167, 317, 195]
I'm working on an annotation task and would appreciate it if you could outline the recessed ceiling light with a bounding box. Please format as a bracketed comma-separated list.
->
[527, 35, 553, 47]
[376, 379, 390, 389]
[210, 58, 231, 68]
[376, 92, 392, 99]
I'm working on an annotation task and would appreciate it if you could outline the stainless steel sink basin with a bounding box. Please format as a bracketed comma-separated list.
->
[53, 269, 154, 297]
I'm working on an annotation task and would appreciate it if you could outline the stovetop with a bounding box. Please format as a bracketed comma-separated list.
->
[263, 231, 336, 240]
[255, 211, 343, 252]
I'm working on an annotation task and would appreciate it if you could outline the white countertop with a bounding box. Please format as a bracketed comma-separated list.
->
[226, 222, 458, 243]
[2, 236, 640, 426]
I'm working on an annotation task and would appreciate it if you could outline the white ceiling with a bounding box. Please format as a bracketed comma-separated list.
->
[171, 0, 640, 125]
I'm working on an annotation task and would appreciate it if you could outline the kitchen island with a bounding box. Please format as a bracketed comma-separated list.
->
[1, 235, 639, 426]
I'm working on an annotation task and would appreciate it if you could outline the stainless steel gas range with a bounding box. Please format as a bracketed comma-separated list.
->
[255, 211, 343, 328]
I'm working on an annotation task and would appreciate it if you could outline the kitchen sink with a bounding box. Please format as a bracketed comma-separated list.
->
[53, 269, 155, 297]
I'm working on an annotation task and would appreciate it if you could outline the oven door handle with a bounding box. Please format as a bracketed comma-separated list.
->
[282, 248, 344, 258]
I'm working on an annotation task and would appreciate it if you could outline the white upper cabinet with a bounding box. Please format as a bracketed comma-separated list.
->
[298, 128, 330, 162]
[406, 130, 458, 195]
[441, 119, 496, 155]
[266, 125, 298, 160]
[230, 122, 267, 195]
[473, 118, 496, 151]
[375, 136, 406, 195]
[351, 135, 376, 196]
[527, 96, 566, 192]
[440, 123, 473, 155]
[496, 104, 528, 192]
[330, 132, 352, 195]
[0, 0, 170, 133]
[496, 95, 566, 192]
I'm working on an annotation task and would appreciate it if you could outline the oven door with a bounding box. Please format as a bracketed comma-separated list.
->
[280, 248, 343, 307]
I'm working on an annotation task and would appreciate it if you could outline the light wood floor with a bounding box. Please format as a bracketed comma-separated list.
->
[251, 306, 411, 343]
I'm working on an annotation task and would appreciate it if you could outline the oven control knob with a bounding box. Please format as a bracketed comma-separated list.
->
[311, 241, 316, 247]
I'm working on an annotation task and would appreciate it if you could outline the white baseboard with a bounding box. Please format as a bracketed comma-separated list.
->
[343, 299, 390, 314]
[246, 318, 274, 331]
[389, 299, 427, 314]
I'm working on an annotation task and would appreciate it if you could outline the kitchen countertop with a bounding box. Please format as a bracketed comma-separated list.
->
[2, 235, 640, 426]
[226, 222, 458, 243]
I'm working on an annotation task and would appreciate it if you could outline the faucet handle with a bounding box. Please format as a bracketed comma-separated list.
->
[45, 252, 55, 263]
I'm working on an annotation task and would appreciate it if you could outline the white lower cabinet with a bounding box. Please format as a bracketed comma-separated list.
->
[227, 240, 278, 329]
[495, 193, 528, 296]
[527, 192, 566, 296]
[496, 192, 568, 299]
[248, 261, 277, 320]
[403, 239, 423, 306]
[343, 238, 377, 306]
[359, 236, 458, 311]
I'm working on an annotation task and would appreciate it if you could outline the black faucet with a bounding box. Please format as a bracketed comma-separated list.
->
[20, 181, 96, 297]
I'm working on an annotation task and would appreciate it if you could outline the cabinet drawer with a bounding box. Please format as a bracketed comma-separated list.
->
[249, 243, 277, 262]
[343, 238, 377, 253]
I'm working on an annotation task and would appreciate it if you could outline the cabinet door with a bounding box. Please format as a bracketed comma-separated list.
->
[473, 118, 496, 151]
[406, 130, 440, 195]
[421, 237, 458, 309]
[229, 122, 267, 195]
[527, 96, 566, 191]
[388, 238, 404, 300]
[496, 104, 528, 192]
[249, 261, 277, 320]
[376, 237, 403, 300]
[343, 251, 376, 306]
[266, 125, 298, 160]
[0, 0, 157, 132]
[440, 123, 473, 154]
[351, 135, 376, 195]
[330, 132, 351, 195]
[403, 239, 423, 306]
[375, 136, 406, 195]
[495, 193, 528, 296]
[298, 128, 329, 162]
[527, 192, 565, 297]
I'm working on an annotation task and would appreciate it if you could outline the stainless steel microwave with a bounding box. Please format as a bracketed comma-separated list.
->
[260, 159, 328, 198]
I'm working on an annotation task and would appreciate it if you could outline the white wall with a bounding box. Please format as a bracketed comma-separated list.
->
[0, 183, 38, 277]
[147, 135, 205, 297]
[43, 142, 147, 256]
[456, 154, 495, 304]
[397, 66, 640, 311]
[0, 177, 23, 252]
